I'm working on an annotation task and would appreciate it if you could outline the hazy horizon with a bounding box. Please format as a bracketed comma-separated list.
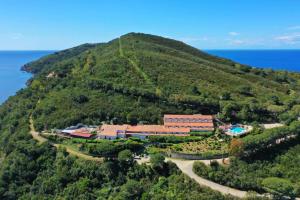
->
[1, 0, 300, 50]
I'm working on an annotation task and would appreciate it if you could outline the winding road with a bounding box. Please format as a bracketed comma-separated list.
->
[29, 116, 103, 162]
[29, 116, 298, 199]
[166, 158, 248, 198]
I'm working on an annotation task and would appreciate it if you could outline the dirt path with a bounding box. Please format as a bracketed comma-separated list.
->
[29, 117, 48, 143]
[118, 37, 152, 84]
[166, 158, 248, 198]
[118, 37, 162, 95]
[29, 116, 102, 162]
[53, 144, 103, 162]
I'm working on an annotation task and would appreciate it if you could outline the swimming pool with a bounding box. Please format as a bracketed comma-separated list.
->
[229, 126, 246, 135]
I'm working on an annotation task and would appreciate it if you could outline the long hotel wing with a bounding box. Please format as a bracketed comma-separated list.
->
[99, 114, 214, 139]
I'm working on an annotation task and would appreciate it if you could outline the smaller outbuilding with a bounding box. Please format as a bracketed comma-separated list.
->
[62, 127, 95, 139]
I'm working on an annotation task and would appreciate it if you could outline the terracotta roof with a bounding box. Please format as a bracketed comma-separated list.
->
[126, 125, 190, 133]
[128, 133, 189, 137]
[69, 132, 93, 138]
[100, 124, 128, 137]
[164, 114, 213, 119]
[164, 122, 214, 127]
[100, 124, 191, 136]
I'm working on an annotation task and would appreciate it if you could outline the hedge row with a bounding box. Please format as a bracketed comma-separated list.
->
[242, 121, 300, 154]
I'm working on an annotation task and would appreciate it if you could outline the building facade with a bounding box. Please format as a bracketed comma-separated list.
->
[164, 114, 214, 131]
[99, 114, 214, 139]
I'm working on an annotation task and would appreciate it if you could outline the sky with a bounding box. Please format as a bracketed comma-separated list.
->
[0, 0, 300, 50]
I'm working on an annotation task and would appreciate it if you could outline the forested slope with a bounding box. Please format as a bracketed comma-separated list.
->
[18, 33, 300, 131]
[0, 32, 299, 199]
[0, 84, 238, 199]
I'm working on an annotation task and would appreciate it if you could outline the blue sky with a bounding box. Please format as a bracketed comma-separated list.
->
[1, 0, 300, 50]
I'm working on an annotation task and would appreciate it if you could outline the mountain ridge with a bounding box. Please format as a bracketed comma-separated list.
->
[15, 32, 300, 130]
[0, 32, 300, 199]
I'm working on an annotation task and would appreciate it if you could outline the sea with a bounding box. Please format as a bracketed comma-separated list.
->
[0, 50, 300, 104]
[206, 50, 300, 72]
[0, 51, 54, 103]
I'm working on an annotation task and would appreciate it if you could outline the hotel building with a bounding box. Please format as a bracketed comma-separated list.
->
[99, 114, 214, 140]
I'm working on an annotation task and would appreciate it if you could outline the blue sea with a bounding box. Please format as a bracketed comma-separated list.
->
[0, 51, 54, 103]
[206, 50, 300, 72]
[0, 50, 300, 104]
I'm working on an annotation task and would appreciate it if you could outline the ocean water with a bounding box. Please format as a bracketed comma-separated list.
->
[0, 51, 54, 104]
[206, 50, 300, 72]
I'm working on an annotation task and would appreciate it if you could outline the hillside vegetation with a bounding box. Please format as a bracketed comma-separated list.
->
[0, 32, 299, 199]
[0, 72, 236, 199]
[19, 33, 300, 131]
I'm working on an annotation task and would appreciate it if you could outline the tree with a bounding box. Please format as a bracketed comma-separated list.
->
[193, 161, 210, 177]
[262, 177, 296, 199]
[220, 92, 231, 100]
[270, 95, 280, 105]
[229, 138, 244, 157]
[126, 112, 138, 125]
[89, 142, 117, 157]
[116, 179, 143, 200]
[190, 84, 201, 95]
[118, 149, 134, 166]
[220, 102, 239, 121]
[238, 86, 252, 96]
[150, 153, 165, 170]
[72, 94, 89, 104]
[63, 178, 95, 200]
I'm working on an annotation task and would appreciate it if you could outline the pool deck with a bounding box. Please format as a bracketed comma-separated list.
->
[261, 123, 284, 129]
[224, 125, 253, 137]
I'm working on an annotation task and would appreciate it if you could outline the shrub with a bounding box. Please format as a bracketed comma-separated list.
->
[193, 161, 210, 177]
[262, 177, 296, 199]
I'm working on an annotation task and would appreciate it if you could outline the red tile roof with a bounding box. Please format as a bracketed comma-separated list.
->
[126, 125, 190, 133]
[100, 125, 128, 137]
[128, 133, 189, 137]
[164, 114, 213, 119]
[63, 128, 94, 138]
[69, 132, 93, 138]
[164, 122, 214, 127]
[99, 114, 215, 138]
[100, 124, 191, 137]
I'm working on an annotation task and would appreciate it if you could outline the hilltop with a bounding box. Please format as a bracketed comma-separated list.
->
[0, 32, 300, 199]
[18, 33, 300, 131]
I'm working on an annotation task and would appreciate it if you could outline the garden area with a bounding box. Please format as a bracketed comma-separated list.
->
[146, 132, 231, 158]
[171, 136, 229, 154]
[41, 129, 232, 159]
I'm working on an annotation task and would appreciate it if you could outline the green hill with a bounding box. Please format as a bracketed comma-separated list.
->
[0, 32, 299, 199]
[18, 33, 300, 130]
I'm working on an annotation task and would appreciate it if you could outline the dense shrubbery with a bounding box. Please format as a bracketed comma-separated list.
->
[1, 32, 300, 199]
[194, 143, 300, 198]
[20, 33, 300, 131]
[240, 121, 300, 156]
[83, 140, 144, 158]
[0, 84, 236, 200]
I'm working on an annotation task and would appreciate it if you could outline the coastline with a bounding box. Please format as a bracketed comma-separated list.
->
[1, 49, 300, 104]
[0, 51, 54, 104]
